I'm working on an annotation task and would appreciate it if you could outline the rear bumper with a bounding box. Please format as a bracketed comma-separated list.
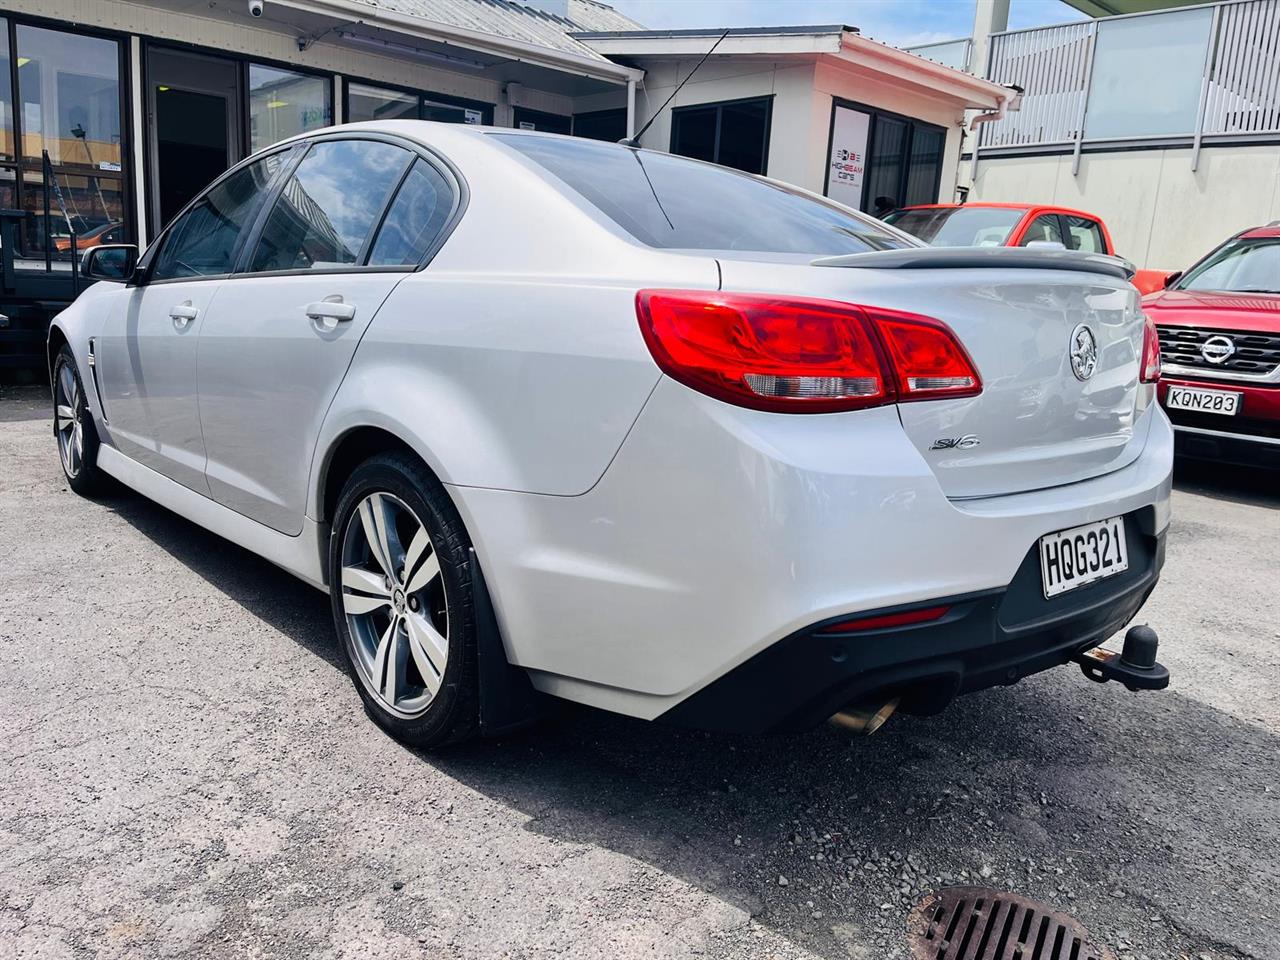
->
[1159, 377, 1280, 468]
[660, 509, 1165, 734]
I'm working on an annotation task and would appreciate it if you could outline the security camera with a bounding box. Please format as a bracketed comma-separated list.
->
[248, 0, 264, 16]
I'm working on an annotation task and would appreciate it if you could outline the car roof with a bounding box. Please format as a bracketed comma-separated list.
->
[895, 202, 1104, 220]
[1239, 224, 1280, 239]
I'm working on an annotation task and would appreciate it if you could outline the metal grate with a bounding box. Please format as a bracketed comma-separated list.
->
[1203, 0, 1280, 136]
[982, 23, 1094, 148]
[906, 887, 1113, 960]
[1157, 324, 1280, 376]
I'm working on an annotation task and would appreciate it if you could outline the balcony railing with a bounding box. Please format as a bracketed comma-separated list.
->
[978, 0, 1280, 169]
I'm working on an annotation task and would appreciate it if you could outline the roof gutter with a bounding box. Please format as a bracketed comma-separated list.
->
[271, 0, 644, 85]
[839, 32, 1018, 111]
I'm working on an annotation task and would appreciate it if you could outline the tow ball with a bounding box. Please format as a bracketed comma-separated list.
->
[1073, 624, 1170, 692]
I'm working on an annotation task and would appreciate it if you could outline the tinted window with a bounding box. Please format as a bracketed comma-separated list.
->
[368, 160, 454, 266]
[1178, 238, 1280, 293]
[670, 98, 770, 175]
[1019, 215, 1065, 247]
[152, 152, 284, 280]
[884, 206, 1024, 247]
[1063, 215, 1106, 253]
[250, 139, 411, 273]
[496, 135, 913, 256]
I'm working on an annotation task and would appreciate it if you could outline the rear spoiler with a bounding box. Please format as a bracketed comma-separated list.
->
[812, 247, 1136, 282]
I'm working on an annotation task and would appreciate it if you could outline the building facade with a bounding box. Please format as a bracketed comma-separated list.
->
[910, 0, 1280, 273]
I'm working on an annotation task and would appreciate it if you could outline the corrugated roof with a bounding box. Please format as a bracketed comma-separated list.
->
[347, 0, 644, 62]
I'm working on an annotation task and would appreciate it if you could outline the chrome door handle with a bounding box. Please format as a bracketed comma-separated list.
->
[305, 296, 356, 329]
[170, 301, 198, 327]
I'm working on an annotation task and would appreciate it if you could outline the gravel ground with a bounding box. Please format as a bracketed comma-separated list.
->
[2, 384, 1278, 960]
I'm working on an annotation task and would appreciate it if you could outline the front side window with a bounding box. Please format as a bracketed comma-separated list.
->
[248, 64, 331, 153]
[1019, 215, 1065, 247]
[151, 152, 284, 281]
[883, 206, 1025, 247]
[1177, 238, 1280, 294]
[367, 159, 454, 266]
[249, 139, 410, 272]
[496, 134, 914, 256]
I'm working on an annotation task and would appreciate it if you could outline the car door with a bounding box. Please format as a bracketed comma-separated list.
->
[95, 150, 288, 492]
[196, 136, 455, 535]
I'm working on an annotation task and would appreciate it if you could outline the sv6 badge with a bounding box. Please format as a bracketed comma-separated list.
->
[930, 435, 981, 450]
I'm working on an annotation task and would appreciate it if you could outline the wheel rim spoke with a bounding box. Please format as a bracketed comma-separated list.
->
[372, 617, 401, 704]
[56, 405, 75, 424]
[341, 565, 392, 615]
[405, 550, 440, 595]
[359, 494, 397, 579]
[58, 365, 75, 409]
[405, 611, 446, 695]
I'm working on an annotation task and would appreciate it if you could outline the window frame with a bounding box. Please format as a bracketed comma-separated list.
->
[823, 97, 948, 214]
[0, 12, 136, 262]
[232, 131, 466, 280]
[341, 78, 494, 127]
[669, 95, 774, 175]
[135, 141, 300, 285]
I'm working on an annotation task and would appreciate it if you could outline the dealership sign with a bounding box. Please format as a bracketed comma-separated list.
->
[826, 105, 870, 209]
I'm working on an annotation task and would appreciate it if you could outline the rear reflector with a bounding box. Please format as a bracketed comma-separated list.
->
[816, 605, 951, 634]
[636, 290, 981, 414]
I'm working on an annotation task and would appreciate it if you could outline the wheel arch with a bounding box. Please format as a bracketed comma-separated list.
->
[46, 322, 69, 388]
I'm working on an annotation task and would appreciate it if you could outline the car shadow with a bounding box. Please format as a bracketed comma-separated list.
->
[101, 481, 1277, 959]
[1173, 457, 1280, 509]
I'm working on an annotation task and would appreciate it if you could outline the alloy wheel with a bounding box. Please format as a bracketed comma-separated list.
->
[340, 492, 449, 719]
[54, 362, 84, 479]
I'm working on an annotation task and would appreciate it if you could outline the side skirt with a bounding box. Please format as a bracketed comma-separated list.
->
[97, 444, 329, 591]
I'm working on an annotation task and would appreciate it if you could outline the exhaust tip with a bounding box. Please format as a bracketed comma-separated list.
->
[829, 697, 900, 736]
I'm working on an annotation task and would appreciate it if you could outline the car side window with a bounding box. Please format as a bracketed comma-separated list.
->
[367, 159, 455, 267]
[1063, 216, 1105, 253]
[248, 139, 412, 273]
[1019, 215, 1065, 247]
[151, 153, 284, 281]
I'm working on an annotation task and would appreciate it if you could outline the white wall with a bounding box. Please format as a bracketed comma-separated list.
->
[970, 145, 1280, 270]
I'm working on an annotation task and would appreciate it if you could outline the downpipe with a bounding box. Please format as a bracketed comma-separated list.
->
[829, 697, 900, 736]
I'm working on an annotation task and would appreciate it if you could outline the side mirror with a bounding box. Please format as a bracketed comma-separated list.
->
[1163, 270, 1182, 289]
[82, 244, 138, 283]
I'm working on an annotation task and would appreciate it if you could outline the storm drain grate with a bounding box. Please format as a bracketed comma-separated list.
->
[906, 887, 1113, 960]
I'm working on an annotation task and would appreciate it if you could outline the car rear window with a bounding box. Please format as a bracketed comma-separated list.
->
[492, 134, 914, 256]
[884, 206, 1026, 247]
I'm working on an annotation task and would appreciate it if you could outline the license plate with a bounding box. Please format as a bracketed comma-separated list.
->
[1165, 385, 1241, 416]
[1039, 516, 1128, 599]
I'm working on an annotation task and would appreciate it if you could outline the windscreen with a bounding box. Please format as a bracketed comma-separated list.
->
[1176, 237, 1280, 293]
[884, 206, 1025, 247]
[493, 134, 916, 256]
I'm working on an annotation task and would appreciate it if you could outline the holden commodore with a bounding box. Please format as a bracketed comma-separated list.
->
[48, 122, 1173, 747]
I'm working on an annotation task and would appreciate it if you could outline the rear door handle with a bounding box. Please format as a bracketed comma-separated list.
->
[305, 295, 356, 330]
[170, 301, 198, 327]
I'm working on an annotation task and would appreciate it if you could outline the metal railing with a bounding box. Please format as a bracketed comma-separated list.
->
[977, 0, 1280, 168]
[903, 38, 972, 72]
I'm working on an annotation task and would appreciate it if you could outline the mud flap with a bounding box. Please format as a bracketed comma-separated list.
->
[471, 548, 548, 736]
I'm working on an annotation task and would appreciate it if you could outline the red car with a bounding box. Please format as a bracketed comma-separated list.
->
[885, 202, 1166, 293]
[1145, 224, 1280, 468]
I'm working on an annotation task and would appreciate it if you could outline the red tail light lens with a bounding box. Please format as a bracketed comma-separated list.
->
[636, 290, 981, 414]
[875, 313, 983, 401]
[1139, 313, 1161, 384]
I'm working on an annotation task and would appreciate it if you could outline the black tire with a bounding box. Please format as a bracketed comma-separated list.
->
[52, 345, 105, 496]
[328, 452, 479, 748]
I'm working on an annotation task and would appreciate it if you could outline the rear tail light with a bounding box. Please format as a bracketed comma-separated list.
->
[1139, 313, 1161, 384]
[635, 290, 981, 414]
